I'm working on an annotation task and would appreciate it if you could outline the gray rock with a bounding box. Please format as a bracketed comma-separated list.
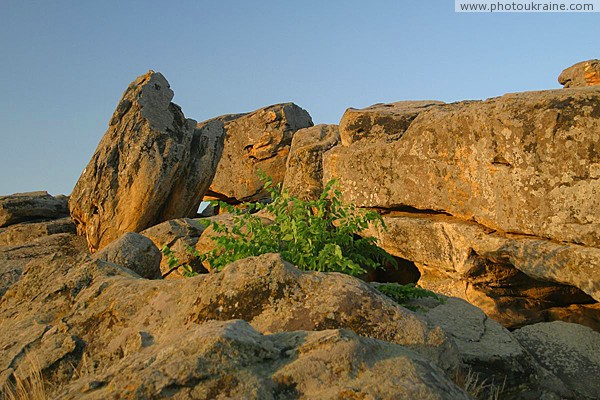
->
[558, 59, 600, 88]
[206, 103, 313, 202]
[93, 232, 162, 279]
[513, 321, 600, 399]
[69, 71, 223, 252]
[0, 191, 69, 227]
[282, 124, 340, 200]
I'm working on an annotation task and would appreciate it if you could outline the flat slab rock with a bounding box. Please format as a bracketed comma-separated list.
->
[325, 87, 600, 248]
[0, 191, 68, 227]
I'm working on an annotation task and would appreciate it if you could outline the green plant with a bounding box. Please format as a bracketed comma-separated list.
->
[199, 175, 397, 276]
[376, 283, 442, 310]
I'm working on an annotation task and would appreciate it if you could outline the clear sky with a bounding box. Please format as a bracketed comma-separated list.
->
[1, 0, 597, 196]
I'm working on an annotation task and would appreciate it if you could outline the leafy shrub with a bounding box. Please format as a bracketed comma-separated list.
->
[200, 175, 397, 276]
[160, 244, 199, 278]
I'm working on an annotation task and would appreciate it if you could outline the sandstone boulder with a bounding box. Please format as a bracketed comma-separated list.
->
[514, 321, 600, 399]
[282, 124, 340, 200]
[93, 232, 162, 279]
[558, 59, 600, 88]
[69, 71, 224, 252]
[0, 217, 75, 247]
[324, 87, 600, 248]
[367, 213, 599, 329]
[206, 103, 313, 202]
[0, 191, 68, 227]
[339, 100, 444, 146]
[141, 218, 207, 278]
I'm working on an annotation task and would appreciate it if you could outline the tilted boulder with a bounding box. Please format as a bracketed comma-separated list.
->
[514, 321, 600, 399]
[0, 191, 68, 227]
[282, 124, 340, 200]
[558, 59, 600, 88]
[205, 103, 313, 202]
[325, 88, 600, 248]
[69, 71, 224, 252]
[339, 100, 444, 146]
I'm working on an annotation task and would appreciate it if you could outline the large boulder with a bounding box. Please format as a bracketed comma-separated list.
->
[282, 124, 340, 200]
[0, 191, 68, 227]
[339, 100, 444, 146]
[514, 321, 600, 399]
[205, 103, 313, 202]
[558, 59, 600, 88]
[324, 87, 600, 247]
[69, 71, 224, 252]
[367, 213, 599, 329]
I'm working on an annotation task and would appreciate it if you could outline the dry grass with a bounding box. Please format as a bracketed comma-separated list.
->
[1, 355, 48, 400]
[455, 368, 505, 400]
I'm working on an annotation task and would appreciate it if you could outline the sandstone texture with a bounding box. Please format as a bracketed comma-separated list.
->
[0, 191, 68, 227]
[206, 103, 313, 202]
[339, 100, 444, 146]
[0, 217, 75, 247]
[93, 232, 162, 279]
[282, 124, 340, 200]
[69, 71, 224, 252]
[325, 87, 600, 248]
[367, 213, 599, 329]
[514, 321, 600, 399]
[559, 59, 600, 88]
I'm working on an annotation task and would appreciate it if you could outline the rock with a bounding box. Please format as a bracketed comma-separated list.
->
[93, 232, 162, 279]
[324, 88, 600, 248]
[140, 218, 207, 279]
[0, 233, 87, 299]
[69, 71, 224, 252]
[206, 103, 313, 202]
[0, 217, 75, 247]
[56, 321, 469, 400]
[558, 59, 600, 88]
[282, 124, 340, 200]
[366, 213, 599, 329]
[414, 297, 573, 399]
[0, 253, 465, 399]
[0, 191, 69, 227]
[514, 321, 600, 399]
[339, 100, 444, 146]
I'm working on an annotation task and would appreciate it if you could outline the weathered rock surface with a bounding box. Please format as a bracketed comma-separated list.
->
[0, 252, 471, 399]
[141, 218, 207, 278]
[367, 213, 599, 329]
[206, 103, 313, 202]
[514, 321, 600, 399]
[0, 217, 75, 247]
[413, 297, 572, 399]
[324, 87, 600, 248]
[282, 124, 340, 200]
[559, 59, 600, 88]
[339, 100, 444, 146]
[69, 71, 223, 252]
[0, 191, 68, 227]
[93, 232, 162, 279]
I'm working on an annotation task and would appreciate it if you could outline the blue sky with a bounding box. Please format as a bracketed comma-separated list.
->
[1, 0, 597, 195]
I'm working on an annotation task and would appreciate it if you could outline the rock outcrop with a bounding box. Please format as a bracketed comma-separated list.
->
[324, 88, 600, 248]
[282, 124, 340, 200]
[0, 191, 68, 227]
[366, 213, 599, 329]
[205, 103, 313, 202]
[69, 71, 224, 252]
[559, 59, 600, 88]
[0, 217, 75, 247]
[514, 321, 600, 399]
